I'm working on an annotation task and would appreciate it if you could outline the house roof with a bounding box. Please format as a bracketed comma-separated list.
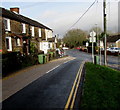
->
[0, 7, 52, 31]
[107, 35, 120, 42]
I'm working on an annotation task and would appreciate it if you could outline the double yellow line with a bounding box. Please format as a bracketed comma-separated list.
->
[64, 61, 85, 110]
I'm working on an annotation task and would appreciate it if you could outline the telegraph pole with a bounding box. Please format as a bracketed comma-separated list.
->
[103, 0, 107, 65]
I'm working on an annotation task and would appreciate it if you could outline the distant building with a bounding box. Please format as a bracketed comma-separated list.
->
[0, 7, 57, 55]
[107, 35, 120, 48]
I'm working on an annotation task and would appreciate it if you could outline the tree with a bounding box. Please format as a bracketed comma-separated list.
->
[63, 29, 87, 48]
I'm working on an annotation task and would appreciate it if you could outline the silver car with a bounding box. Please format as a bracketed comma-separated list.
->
[107, 47, 120, 53]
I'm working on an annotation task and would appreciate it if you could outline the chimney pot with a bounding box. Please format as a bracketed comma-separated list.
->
[10, 7, 19, 14]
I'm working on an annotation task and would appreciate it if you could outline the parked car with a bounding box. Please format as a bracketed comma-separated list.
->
[76, 47, 81, 50]
[56, 48, 64, 57]
[62, 47, 69, 50]
[107, 47, 120, 53]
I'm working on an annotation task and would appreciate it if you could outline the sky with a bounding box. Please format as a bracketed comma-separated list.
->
[1, 0, 119, 38]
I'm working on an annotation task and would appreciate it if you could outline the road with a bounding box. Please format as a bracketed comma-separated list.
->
[2, 55, 84, 109]
[65, 49, 120, 70]
[2, 49, 119, 110]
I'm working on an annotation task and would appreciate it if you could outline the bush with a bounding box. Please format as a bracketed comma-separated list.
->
[2, 52, 39, 77]
[20, 55, 38, 67]
[2, 52, 21, 76]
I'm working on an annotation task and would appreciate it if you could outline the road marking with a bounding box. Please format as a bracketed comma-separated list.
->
[46, 59, 75, 74]
[63, 60, 71, 64]
[46, 60, 73, 73]
[70, 62, 84, 109]
[46, 65, 60, 73]
[64, 61, 85, 110]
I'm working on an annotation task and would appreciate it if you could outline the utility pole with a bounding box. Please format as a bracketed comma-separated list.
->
[103, 0, 107, 65]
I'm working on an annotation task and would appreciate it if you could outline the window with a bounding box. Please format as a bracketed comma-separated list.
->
[17, 38, 21, 46]
[6, 37, 12, 51]
[3, 18, 11, 31]
[39, 28, 41, 37]
[31, 26, 34, 37]
[15, 38, 21, 46]
[22, 23, 26, 33]
[48, 43, 50, 48]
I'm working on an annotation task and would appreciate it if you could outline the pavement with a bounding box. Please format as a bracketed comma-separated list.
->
[2, 56, 75, 102]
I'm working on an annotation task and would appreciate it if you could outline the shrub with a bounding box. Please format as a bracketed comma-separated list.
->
[2, 52, 21, 76]
[2, 52, 39, 77]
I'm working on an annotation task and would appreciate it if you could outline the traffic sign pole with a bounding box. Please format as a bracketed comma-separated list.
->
[90, 31, 96, 64]
[92, 35, 94, 63]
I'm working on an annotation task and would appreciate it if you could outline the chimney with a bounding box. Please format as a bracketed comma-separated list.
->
[10, 7, 19, 14]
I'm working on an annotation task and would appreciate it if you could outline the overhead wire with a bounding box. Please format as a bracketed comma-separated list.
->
[66, 0, 97, 32]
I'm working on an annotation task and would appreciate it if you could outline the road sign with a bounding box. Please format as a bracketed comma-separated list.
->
[89, 31, 96, 43]
[89, 37, 96, 43]
[90, 31, 96, 37]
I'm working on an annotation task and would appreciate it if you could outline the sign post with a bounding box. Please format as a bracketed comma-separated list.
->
[90, 31, 96, 63]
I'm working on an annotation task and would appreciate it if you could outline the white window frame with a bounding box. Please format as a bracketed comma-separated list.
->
[49, 30, 53, 38]
[45, 29, 49, 40]
[31, 26, 35, 37]
[6, 37, 12, 51]
[17, 38, 21, 46]
[4, 18, 11, 31]
[39, 28, 41, 37]
[22, 23, 26, 33]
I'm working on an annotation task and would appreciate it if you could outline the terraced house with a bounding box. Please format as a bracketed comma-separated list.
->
[0, 7, 57, 55]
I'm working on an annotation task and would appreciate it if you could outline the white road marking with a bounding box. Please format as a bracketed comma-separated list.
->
[63, 60, 71, 64]
[46, 59, 74, 74]
[46, 65, 60, 73]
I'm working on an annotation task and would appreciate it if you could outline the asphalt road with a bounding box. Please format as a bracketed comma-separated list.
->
[2, 49, 119, 110]
[2, 57, 83, 109]
[65, 49, 120, 70]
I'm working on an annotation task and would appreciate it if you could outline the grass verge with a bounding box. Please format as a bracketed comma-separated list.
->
[80, 62, 120, 109]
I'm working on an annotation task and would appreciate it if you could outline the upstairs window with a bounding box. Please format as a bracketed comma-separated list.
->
[31, 26, 34, 37]
[22, 23, 26, 33]
[39, 28, 41, 37]
[3, 18, 11, 31]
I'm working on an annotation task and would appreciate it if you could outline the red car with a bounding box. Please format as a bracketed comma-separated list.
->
[76, 47, 80, 50]
[0, 49, 2, 53]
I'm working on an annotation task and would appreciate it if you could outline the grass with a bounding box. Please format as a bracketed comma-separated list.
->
[80, 62, 120, 109]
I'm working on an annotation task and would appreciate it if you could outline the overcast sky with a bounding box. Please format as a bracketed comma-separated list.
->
[1, 0, 119, 37]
